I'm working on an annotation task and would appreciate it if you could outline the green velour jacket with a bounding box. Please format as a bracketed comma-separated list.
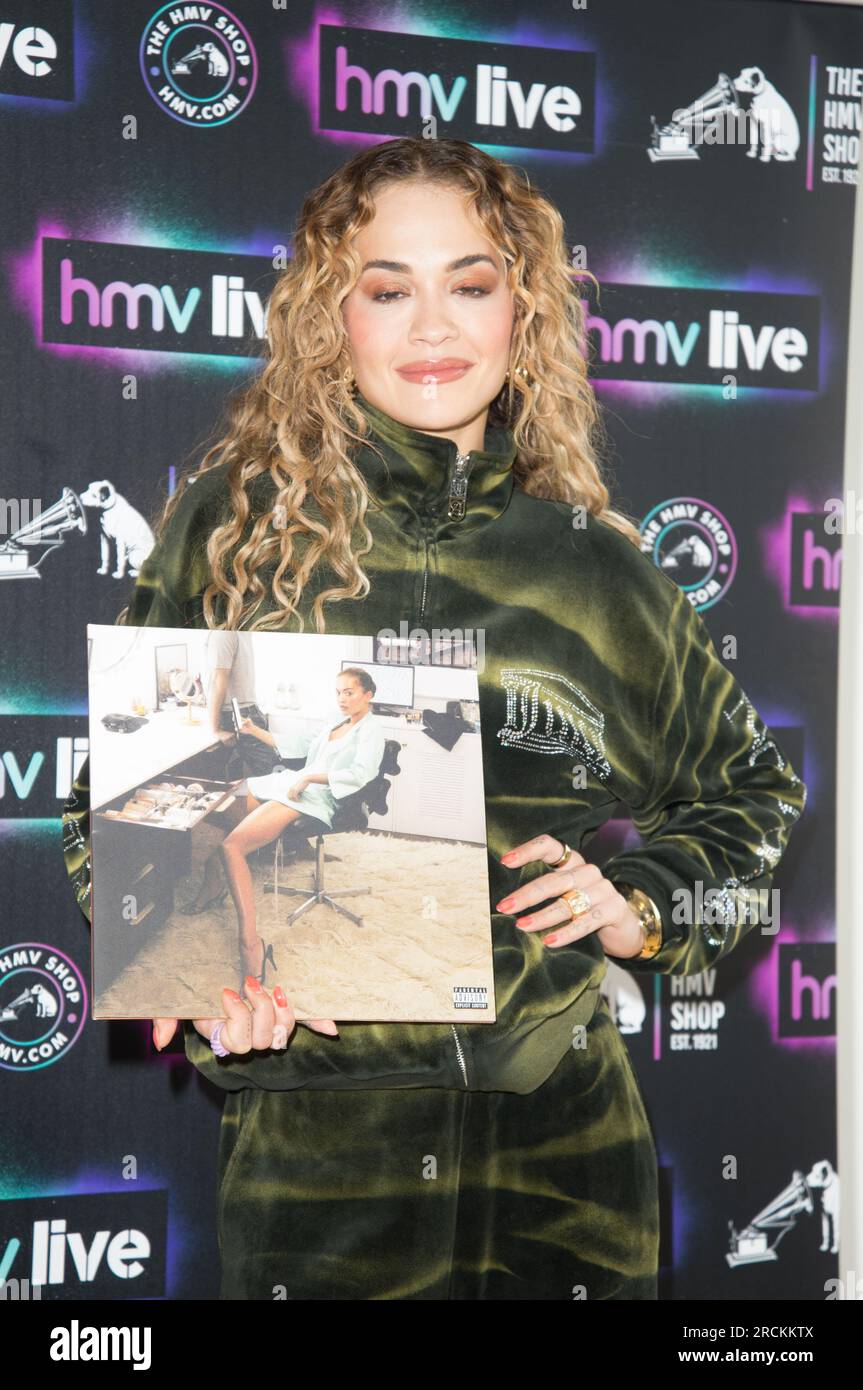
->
[62, 391, 807, 1095]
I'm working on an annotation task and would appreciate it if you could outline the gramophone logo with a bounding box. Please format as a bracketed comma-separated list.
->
[648, 66, 800, 164]
[0, 943, 87, 1071]
[139, 2, 258, 127]
[0, 487, 82, 580]
[640, 498, 738, 613]
[0, 479, 153, 583]
[727, 1160, 839, 1268]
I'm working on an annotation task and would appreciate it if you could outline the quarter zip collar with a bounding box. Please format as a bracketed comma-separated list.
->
[350, 389, 518, 537]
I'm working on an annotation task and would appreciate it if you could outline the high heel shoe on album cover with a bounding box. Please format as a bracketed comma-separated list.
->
[243, 939, 277, 988]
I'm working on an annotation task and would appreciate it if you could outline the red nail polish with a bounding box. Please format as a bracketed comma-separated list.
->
[519, 915, 533, 927]
[545, 934, 558, 946]
[273, 986, 287, 1007]
[245, 974, 262, 991]
[224, 988, 242, 1002]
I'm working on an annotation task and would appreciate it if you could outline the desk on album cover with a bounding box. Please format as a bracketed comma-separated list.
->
[90, 708, 244, 990]
[89, 705, 231, 810]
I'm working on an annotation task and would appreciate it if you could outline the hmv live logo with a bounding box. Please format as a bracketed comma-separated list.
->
[790, 512, 841, 607]
[0, 0, 74, 101]
[0, 717, 87, 818]
[0, 1192, 167, 1300]
[42, 239, 280, 355]
[581, 282, 820, 390]
[319, 26, 595, 152]
[778, 944, 835, 1038]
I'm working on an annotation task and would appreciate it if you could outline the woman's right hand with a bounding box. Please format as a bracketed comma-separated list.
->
[152, 986, 338, 1054]
[238, 717, 272, 743]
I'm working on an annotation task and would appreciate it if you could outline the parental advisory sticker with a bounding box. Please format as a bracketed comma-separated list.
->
[453, 985, 490, 1010]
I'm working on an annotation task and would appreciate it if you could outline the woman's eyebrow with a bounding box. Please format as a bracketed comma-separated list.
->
[360, 254, 498, 274]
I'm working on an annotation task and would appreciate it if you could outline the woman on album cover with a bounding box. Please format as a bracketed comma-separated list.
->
[62, 136, 806, 1301]
[181, 664, 385, 986]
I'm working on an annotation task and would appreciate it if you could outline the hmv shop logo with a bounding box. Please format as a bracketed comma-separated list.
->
[319, 26, 595, 152]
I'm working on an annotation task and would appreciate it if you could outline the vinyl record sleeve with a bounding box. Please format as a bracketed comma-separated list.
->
[86, 623, 496, 1023]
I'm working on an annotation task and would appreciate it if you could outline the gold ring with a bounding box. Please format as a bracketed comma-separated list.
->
[550, 841, 574, 868]
[560, 888, 592, 921]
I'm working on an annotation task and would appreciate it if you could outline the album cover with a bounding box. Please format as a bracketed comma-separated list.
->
[86, 623, 496, 1023]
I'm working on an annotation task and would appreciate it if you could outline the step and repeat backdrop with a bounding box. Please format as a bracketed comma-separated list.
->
[1, 0, 859, 1300]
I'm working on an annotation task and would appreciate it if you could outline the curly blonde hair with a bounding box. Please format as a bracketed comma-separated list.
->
[129, 137, 642, 633]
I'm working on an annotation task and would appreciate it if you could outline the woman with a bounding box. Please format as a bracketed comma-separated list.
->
[62, 137, 806, 1299]
[186, 666, 386, 986]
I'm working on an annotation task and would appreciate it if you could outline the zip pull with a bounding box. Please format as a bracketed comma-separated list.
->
[447, 451, 472, 521]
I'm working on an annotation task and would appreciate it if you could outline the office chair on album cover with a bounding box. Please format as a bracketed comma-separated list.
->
[263, 739, 402, 928]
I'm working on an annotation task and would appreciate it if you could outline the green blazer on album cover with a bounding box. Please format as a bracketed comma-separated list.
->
[62, 390, 807, 1098]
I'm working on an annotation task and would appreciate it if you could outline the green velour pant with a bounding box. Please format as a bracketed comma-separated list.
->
[214, 995, 659, 1300]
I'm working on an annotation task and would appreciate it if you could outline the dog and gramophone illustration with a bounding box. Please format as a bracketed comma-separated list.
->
[649, 66, 800, 163]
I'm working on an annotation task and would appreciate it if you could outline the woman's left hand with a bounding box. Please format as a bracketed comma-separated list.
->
[286, 776, 308, 800]
[495, 834, 644, 960]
